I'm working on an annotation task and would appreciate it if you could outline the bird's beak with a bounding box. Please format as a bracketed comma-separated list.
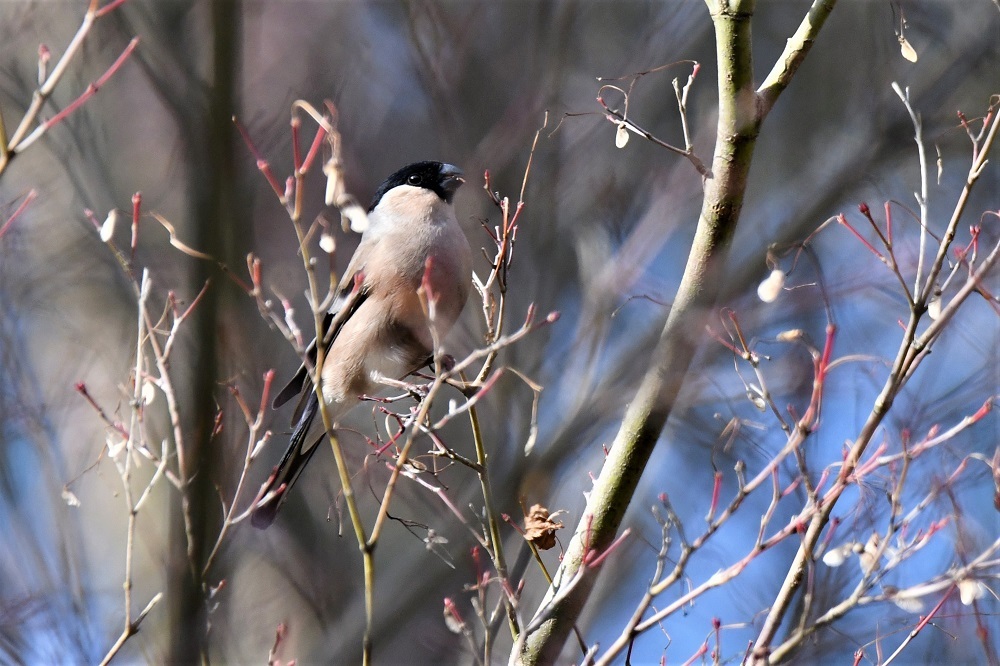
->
[440, 163, 465, 194]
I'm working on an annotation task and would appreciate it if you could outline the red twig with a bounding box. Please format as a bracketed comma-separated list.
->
[0, 190, 37, 240]
[258, 370, 275, 422]
[706, 471, 723, 523]
[301, 125, 327, 174]
[95, 0, 131, 18]
[234, 117, 286, 202]
[797, 324, 835, 431]
[130, 192, 141, 261]
[837, 214, 885, 261]
[585, 528, 631, 569]
[885, 201, 894, 246]
[41, 38, 139, 133]
[75, 381, 130, 439]
[882, 586, 955, 664]
[291, 115, 302, 172]
[680, 640, 709, 666]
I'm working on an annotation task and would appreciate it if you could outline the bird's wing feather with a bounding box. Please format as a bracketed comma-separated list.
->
[271, 254, 372, 420]
[252, 262, 372, 529]
[271, 311, 332, 410]
[249, 392, 322, 529]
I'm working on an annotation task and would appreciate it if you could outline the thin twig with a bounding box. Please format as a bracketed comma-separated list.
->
[0, 0, 135, 175]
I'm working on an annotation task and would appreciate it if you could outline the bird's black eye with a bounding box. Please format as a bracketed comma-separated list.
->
[407, 174, 422, 186]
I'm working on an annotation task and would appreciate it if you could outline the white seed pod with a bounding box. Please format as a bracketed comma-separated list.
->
[319, 232, 336, 254]
[757, 269, 786, 303]
[822, 542, 854, 567]
[615, 122, 629, 148]
[857, 533, 881, 572]
[776, 329, 805, 343]
[899, 35, 918, 63]
[927, 295, 942, 320]
[958, 579, 985, 605]
[106, 432, 126, 457]
[100, 210, 118, 242]
[61, 486, 81, 507]
[443, 604, 464, 634]
[141, 380, 156, 405]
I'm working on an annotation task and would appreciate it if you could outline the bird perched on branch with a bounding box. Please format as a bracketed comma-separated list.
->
[251, 161, 472, 529]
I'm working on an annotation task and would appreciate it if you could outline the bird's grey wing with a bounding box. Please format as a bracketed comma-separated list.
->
[253, 242, 375, 529]
[271, 228, 377, 417]
[271, 310, 332, 410]
[271, 278, 370, 422]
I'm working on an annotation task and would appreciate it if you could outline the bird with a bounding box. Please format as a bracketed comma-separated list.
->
[250, 161, 472, 529]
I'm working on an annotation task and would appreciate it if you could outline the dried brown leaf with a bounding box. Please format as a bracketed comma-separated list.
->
[523, 503, 564, 550]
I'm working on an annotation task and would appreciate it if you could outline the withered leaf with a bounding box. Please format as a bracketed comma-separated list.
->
[523, 503, 564, 551]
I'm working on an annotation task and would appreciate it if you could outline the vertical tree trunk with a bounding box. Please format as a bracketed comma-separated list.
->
[168, 2, 241, 663]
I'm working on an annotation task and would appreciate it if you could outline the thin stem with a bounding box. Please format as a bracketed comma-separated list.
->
[882, 586, 954, 665]
[98, 593, 162, 666]
[367, 377, 446, 546]
[600, 105, 712, 178]
[142, 281, 200, 579]
[16, 37, 139, 152]
[916, 101, 999, 306]
[97, 270, 164, 665]
[123, 270, 150, 625]
[202, 372, 275, 578]
[0, 0, 133, 176]
[891, 83, 931, 299]
[757, 0, 837, 114]
[289, 141, 372, 663]
[466, 375, 519, 639]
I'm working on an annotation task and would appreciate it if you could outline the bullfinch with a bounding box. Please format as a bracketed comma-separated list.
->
[251, 161, 472, 529]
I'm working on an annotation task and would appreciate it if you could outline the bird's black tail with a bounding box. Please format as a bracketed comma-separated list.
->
[250, 392, 323, 529]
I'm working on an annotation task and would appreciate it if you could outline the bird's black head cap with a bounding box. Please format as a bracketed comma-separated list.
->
[368, 161, 464, 212]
